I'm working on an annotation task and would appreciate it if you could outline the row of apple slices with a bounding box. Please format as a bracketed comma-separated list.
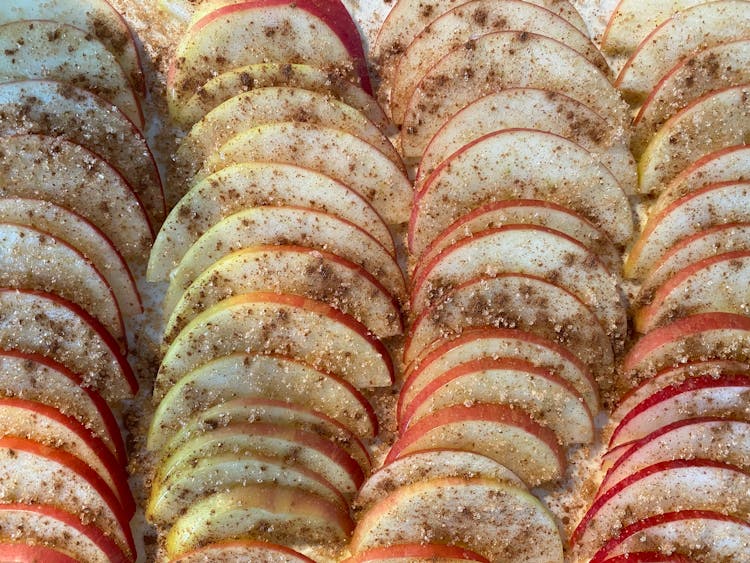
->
[146, 1, 409, 559]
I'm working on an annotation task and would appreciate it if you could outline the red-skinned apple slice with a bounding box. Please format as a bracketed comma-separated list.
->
[165, 245, 401, 342]
[155, 292, 393, 401]
[0, 289, 137, 403]
[401, 31, 627, 159]
[572, 460, 750, 559]
[0, 503, 129, 563]
[173, 540, 314, 562]
[590, 510, 750, 563]
[0, 397, 134, 517]
[0, 197, 141, 318]
[400, 357, 593, 446]
[0, 544, 78, 562]
[342, 544, 490, 562]
[151, 161, 395, 286]
[635, 250, 750, 333]
[165, 483, 354, 558]
[355, 449, 522, 512]
[389, 0, 609, 124]
[401, 327, 598, 420]
[193, 122, 411, 227]
[638, 84, 750, 194]
[0, 80, 164, 227]
[608, 373, 750, 448]
[385, 403, 565, 486]
[167, 0, 371, 116]
[163, 205, 406, 309]
[405, 273, 613, 379]
[601, 554, 694, 562]
[632, 39, 750, 157]
[0, 134, 153, 267]
[615, 1, 750, 104]
[410, 128, 633, 255]
[150, 353, 376, 449]
[0, 0, 145, 94]
[175, 62, 388, 129]
[350, 476, 563, 561]
[0, 20, 142, 128]
[625, 181, 750, 279]
[0, 436, 134, 556]
[411, 225, 626, 345]
[417, 88, 635, 193]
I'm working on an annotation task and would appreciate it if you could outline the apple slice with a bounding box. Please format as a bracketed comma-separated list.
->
[149, 353, 376, 449]
[193, 122, 411, 228]
[0, 350, 126, 464]
[350, 476, 563, 561]
[170, 86, 400, 201]
[601, 418, 750, 497]
[400, 357, 593, 446]
[608, 373, 750, 448]
[0, 0, 145, 94]
[173, 540, 315, 562]
[401, 327, 598, 420]
[155, 292, 393, 401]
[0, 436, 134, 556]
[0, 197, 141, 318]
[151, 161, 396, 285]
[615, 1, 750, 104]
[625, 181, 750, 279]
[0, 503, 129, 563]
[0, 289, 137, 403]
[638, 84, 750, 194]
[632, 39, 750, 157]
[401, 31, 628, 159]
[175, 62, 388, 130]
[343, 544, 490, 562]
[571, 460, 750, 559]
[0, 222, 125, 350]
[165, 483, 354, 558]
[389, 0, 609, 124]
[168, 0, 371, 113]
[590, 510, 750, 563]
[355, 449, 522, 512]
[635, 250, 750, 333]
[385, 403, 565, 486]
[411, 225, 626, 346]
[0, 134, 153, 268]
[0, 20, 142, 128]
[0, 80, 164, 227]
[600, 554, 695, 562]
[410, 128, 633, 255]
[405, 273, 613, 379]
[417, 88, 635, 194]
[0, 544, 78, 562]
[163, 205, 406, 309]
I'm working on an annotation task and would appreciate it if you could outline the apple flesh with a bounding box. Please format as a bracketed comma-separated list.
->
[342, 544, 490, 562]
[0, 544, 78, 562]
[172, 540, 315, 562]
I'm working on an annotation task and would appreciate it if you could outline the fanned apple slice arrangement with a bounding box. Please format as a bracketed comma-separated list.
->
[0, 0, 162, 561]
[572, 1, 750, 560]
[148, 0, 409, 560]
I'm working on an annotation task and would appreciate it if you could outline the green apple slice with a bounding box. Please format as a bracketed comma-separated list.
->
[173, 541, 314, 563]
[150, 161, 395, 283]
[164, 245, 401, 342]
[401, 30, 627, 159]
[0, 20, 142, 128]
[155, 292, 393, 401]
[639, 84, 750, 194]
[615, 0, 750, 104]
[165, 484, 354, 558]
[417, 88, 635, 194]
[164, 205, 406, 312]
[0, 80, 164, 227]
[149, 353, 376, 448]
[0, 134, 153, 268]
[351, 476, 563, 561]
[410, 128, 633, 256]
[389, 0, 608, 124]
